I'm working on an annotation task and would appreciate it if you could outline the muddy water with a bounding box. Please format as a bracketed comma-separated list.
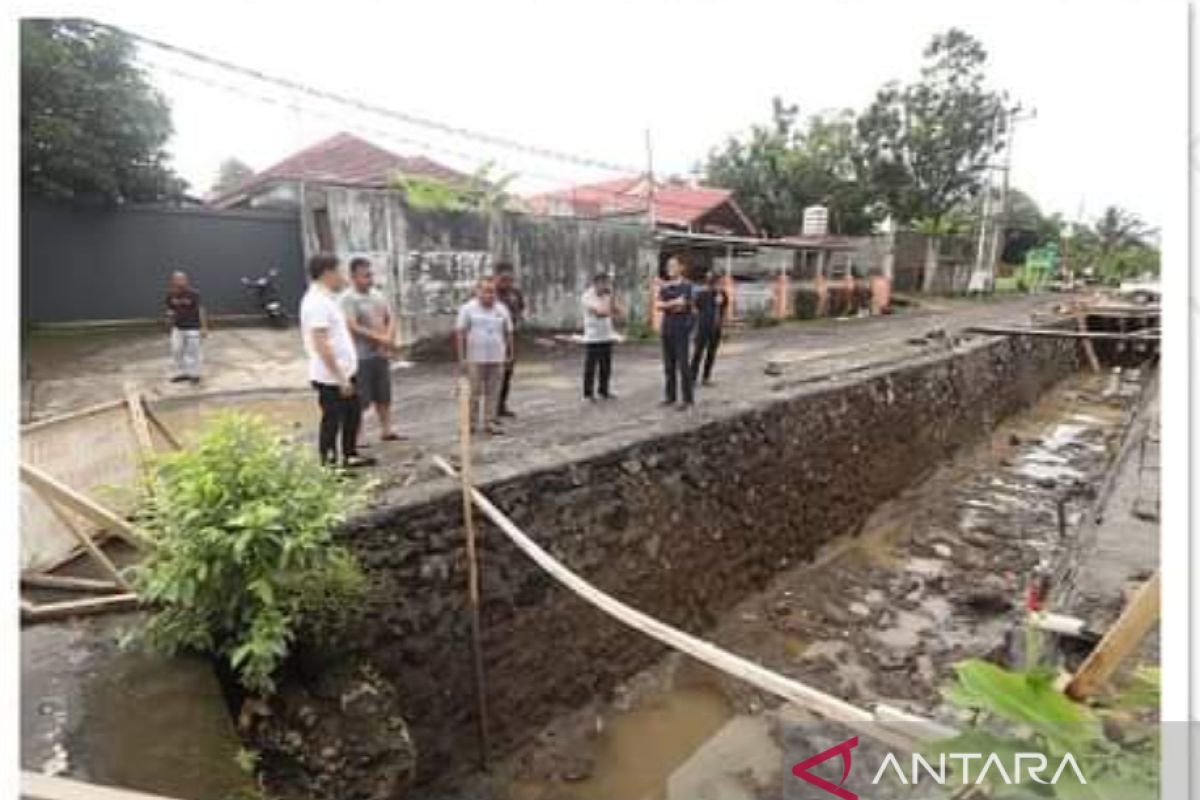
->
[20, 614, 251, 799]
[492, 367, 1145, 800]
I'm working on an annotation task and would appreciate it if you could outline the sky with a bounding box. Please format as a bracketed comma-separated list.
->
[51, 0, 1185, 229]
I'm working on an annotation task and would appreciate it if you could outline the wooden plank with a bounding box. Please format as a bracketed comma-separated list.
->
[35, 530, 114, 575]
[1065, 571, 1160, 700]
[1075, 315, 1102, 371]
[19, 398, 127, 434]
[143, 404, 183, 450]
[966, 325, 1160, 342]
[125, 384, 156, 456]
[20, 573, 123, 593]
[29, 484, 132, 591]
[21, 593, 140, 623]
[21, 772, 186, 800]
[20, 462, 150, 549]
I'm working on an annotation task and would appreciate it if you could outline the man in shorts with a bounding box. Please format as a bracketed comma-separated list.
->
[341, 257, 400, 443]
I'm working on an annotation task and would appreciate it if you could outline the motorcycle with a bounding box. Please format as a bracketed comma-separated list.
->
[241, 268, 289, 327]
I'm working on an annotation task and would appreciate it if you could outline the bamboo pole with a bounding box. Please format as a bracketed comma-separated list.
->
[430, 454, 954, 749]
[1065, 571, 1160, 700]
[457, 375, 491, 770]
[21, 593, 140, 623]
[22, 772, 186, 800]
[29, 483, 132, 591]
[21, 573, 124, 593]
[20, 462, 150, 549]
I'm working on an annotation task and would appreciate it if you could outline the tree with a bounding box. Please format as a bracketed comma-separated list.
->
[1075, 206, 1156, 281]
[210, 157, 255, 196]
[704, 100, 878, 237]
[391, 161, 517, 214]
[857, 29, 1010, 229]
[21, 18, 184, 203]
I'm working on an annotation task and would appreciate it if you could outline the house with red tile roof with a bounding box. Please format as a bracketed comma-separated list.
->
[209, 132, 469, 210]
[525, 175, 759, 238]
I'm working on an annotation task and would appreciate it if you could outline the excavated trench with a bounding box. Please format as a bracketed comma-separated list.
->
[243, 319, 1158, 800]
[21, 315, 1157, 800]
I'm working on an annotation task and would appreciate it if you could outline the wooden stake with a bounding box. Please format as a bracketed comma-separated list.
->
[1065, 571, 1160, 700]
[457, 375, 491, 770]
[29, 483, 132, 591]
[21, 573, 123, 593]
[20, 462, 150, 549]
[1075, 314, 1102, 372]
[143, 403, 183, 451]
[125, 383, 156, 459]
[21, 593, 140, 623]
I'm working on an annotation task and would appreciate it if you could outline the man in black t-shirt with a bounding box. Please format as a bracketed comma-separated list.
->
[164, 271, 208, 384]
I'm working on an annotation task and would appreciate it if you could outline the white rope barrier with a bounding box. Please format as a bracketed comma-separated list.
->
[431, 455, 956, 749]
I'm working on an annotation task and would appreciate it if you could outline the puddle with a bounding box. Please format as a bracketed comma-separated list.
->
[507, 675, 732, 800]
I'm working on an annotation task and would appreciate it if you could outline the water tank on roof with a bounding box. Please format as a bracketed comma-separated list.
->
[802, 205, 829, 237]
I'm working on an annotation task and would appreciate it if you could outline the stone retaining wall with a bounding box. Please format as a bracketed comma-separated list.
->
[334, 333, 1079, 782]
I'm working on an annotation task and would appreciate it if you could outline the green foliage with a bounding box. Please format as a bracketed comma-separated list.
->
[705, 101, 878, 237]
[393, 160, 518, 214]
[858, 29, 1010, 229]
[133, 412, 366, 694]
[21, 19, 185, 203]
[935, 658, 1159, 799]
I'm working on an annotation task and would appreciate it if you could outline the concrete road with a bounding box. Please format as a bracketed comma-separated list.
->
[22, 294, 1073, 492]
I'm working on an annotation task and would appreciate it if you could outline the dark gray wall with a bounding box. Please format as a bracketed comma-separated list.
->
[22, 200, 304, 324]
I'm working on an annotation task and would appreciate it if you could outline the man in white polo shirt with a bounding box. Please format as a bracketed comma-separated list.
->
[300, 253, 375, 468]
[455, 276, 513, 436]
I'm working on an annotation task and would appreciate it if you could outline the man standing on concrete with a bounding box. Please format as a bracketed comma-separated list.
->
[341, 257, 400, 443]
[164, 270, 208, 384]
[656, 255, 696, 409]
[581, 272, 621, 401]
[455, 276, 513, 436]
[690, 270, 730, 387]
[493, 261, 524, 418]
[301, 253, 375, 468]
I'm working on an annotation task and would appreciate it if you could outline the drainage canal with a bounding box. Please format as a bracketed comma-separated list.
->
[20, 326, 1157, 800]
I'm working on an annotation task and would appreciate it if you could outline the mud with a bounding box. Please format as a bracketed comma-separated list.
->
[482, 366, 1148, 800]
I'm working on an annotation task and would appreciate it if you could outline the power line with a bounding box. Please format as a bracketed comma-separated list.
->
[143, 55, 732, 216]
[103, 21, 643, 175]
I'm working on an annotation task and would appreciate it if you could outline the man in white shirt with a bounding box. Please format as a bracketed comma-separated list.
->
[581, 272, 622, 401]
[454, 276, 513, 436]
[300, 253, 375, 468]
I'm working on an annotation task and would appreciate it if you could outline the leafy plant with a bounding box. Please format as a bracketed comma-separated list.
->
[392, 160, 518, 214]
[933, 658, 1159, 799]
[133, 412, 366, 694]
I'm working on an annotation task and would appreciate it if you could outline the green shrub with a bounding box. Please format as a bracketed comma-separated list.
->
[133, 412, 366, 694]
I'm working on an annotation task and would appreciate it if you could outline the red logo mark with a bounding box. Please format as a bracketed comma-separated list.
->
[792, 736, 859, 800]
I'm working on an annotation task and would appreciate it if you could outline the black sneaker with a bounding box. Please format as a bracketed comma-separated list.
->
[343, 455, 377, 468]
[498, 408, 516, 418]
[599, 392, 618, 400]
[169, 375, 189, 383]
[659, 399, 675, 407]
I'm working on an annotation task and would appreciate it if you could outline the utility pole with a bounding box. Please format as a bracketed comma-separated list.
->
[645, 128, 656, 230]
[987, 106, 1036, 284]
[971, 114, 999, 292]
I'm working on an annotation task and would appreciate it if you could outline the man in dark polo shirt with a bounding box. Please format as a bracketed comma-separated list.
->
[164, 270, 208, 384]
[493, 261, 525, 418]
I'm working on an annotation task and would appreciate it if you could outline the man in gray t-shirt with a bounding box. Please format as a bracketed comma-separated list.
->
[341, 258, 399, 442]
